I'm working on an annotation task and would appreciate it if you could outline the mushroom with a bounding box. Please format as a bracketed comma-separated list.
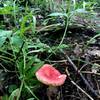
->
[35, 64, 67, 86]
[35, 64, 67, 99]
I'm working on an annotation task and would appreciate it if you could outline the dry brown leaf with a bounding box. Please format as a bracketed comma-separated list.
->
[88, 50, 100, 57]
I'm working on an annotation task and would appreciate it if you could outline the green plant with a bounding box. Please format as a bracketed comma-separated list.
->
[0, 0, 99, 100]
[0, 29, 44, 100]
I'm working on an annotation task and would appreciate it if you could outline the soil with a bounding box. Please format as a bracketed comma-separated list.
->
[36, 27, 100, 100]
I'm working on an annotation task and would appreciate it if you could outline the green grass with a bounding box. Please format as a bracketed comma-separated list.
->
[0, 0, 99, 100]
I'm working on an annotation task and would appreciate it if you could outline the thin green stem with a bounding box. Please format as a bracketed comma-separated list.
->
[24, 54, 26, 70]
[84, 33, 100, 49]
[16, 79, 24, 100]
[59, 16, 69, 45]
[24, 83, 39, 100]
[0, 55, 14, 62]
[45, 16, 70, 61]
[13, 0, 17, 26]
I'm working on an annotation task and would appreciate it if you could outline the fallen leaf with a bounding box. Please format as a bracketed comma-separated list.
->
[88, 50, 100, 57]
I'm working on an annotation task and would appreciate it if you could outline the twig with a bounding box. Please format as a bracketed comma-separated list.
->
[79, 63, 89, 72]
[46, 60, 68, 63]
[67, 55, 99, 97]
[65, 55, 98, 97]
[60, 49, 99, 98]
[71, 79, 94, 100]
[65, 68, 94, 100]
[81, 71, 100, 76]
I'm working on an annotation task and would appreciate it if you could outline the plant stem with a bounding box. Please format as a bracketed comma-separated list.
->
[24, 83, 39, 100]
[16, 79, 24, 100]
[59, 16, 69, 45]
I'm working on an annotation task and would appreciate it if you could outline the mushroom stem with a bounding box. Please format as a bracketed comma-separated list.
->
[47, 86, 58, 100]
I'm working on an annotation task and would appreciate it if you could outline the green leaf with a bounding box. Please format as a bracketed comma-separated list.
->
[31, 61, 44, 75]
[0, 6, 13, 14]
[0, 37, 6, 47]
[17, 60, 24, 75]
[10, 34, 24, 52]
[10, 34, 23, 47]
[0, 30, 12, 47]
[0, 30, 12, 37]
[25, 56, 36, 71]
[20, 13, 34, 36]
[2, 95, 9, 100]
[58, 44, 69, 49]
[75, 8, 88, 13]
[32, 16, 36, 34]
[48, 12, 67, 17]
[25, 84, 39, 100]
[26, 61, 44, 79]
[9, 88, 19, 100]
[8, 85, 17, 94]
[27, 98, 35, 100]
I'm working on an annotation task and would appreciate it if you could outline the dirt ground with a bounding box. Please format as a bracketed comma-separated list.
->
[36, 27, 100, 100]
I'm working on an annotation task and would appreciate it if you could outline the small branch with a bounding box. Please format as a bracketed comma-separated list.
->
[71, 79, 94, 100]
[65, 55, 98, 97]
[65, 68, 94, 100]
[46, 60, 68, 63]
[79, 63, 89, 72]
[81, 71, 100, 75]
[60, 49, 99, 98]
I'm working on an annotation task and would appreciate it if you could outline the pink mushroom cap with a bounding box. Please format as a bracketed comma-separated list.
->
[35, 64, 67, 86]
